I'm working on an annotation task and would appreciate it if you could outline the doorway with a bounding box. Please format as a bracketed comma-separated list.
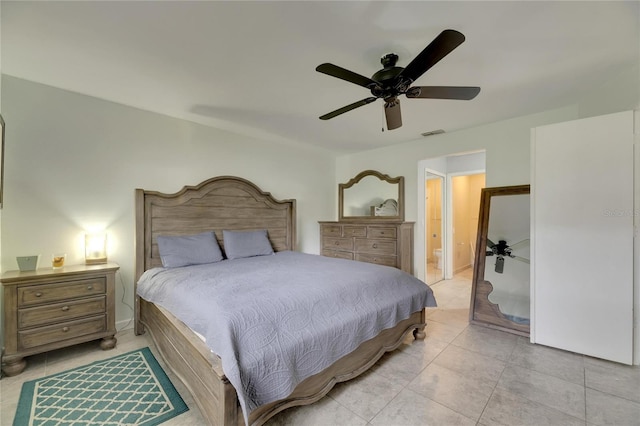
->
[425, 170, 445, 285]
[416, 152, 486, 284]
[451, 173, 486, 275]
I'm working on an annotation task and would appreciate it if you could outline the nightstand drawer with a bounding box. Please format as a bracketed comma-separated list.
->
[356, 253, 397, 268]
[18, 315, 107, 350]
[321, 249, 354, 260]
[355, 239, 396, 255]
[367, 227, 397, 239]
[18, 278, 106, 307]
[322, 237, 354, 251]
[18, 296, 106, 329]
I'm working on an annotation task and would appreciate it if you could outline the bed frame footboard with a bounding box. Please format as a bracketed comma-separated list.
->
[140, 299, 241, 426]
[139, 298, 425, 426]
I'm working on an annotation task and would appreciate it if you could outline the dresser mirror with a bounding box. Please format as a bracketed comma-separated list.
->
[470, 185, 530, 336]
[339, 170, 404, 221]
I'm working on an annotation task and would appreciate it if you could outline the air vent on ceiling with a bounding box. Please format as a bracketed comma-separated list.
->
[421, 129, 445, 137]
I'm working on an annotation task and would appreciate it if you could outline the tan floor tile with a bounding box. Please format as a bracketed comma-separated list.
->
[451, 325, 518, 361]
[426, 307, 471, 329]
[370, 388, 476, 426]
[396, 331, 449, 365]
[586, 388, 640, 425]
[584, 356, 640, 403]
[497, 365, 586, 420]
[329, 369, 404, 421]
[433, 344, 506, 384]
[423, 319, 466, 343]
[264, 394, 367, 426]
[480, 387, 585, 426]
[408, 362, 495, 421]
[371, 349, 430, 386]
[509, 340, 585, 385]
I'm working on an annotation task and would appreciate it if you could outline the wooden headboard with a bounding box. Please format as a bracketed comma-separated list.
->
[134, 176, 296, 283]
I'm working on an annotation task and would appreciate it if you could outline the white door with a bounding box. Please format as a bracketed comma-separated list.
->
[531, 111, 634, 364]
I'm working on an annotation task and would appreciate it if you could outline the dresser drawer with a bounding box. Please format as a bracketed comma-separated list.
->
[322, 249, 354, 260]
[367, 227, 397, 239]
[356, 254, 397, 268]
[321, 225, 342, 237]
[18, 315, 107, 350]
[18, 278, 106, 307]
[342, 226, 366, 237]
[355, 239, 397, 255]
[323, 237, 354, 251]
[18, 296, 106, 329]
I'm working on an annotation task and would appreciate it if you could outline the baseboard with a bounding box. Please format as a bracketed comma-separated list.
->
[454, 264, 472, 274]
[116, 318, 135, 332]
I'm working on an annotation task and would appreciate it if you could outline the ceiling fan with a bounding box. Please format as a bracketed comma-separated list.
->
[486, 239, 530, 274]
[316, 29, 481, 131]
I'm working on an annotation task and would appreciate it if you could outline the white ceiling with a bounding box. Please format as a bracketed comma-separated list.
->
[2, 1, 638, 153]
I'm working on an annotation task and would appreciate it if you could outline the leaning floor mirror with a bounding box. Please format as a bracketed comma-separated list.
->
[469, 185, 530, 336]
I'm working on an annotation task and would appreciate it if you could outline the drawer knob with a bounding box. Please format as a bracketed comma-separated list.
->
[61, 306, 70, 312]
[372, 244, 378, 249]
[87, 285, 93, 290]
[62, 327, 70, 332]
[335, 241, 339, 245]
[35, 292, 43, 297]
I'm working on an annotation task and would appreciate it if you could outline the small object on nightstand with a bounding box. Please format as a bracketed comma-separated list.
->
[51, 253, 66, 269]
[16, 256, 39, 272]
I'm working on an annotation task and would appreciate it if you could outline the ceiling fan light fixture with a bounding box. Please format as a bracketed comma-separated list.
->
[421, 129, 445, 137]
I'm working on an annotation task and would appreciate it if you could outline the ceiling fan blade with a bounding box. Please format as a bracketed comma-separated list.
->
[509, 238, 530, 250]
[316, 63, 379, 89]
[384, 97, 402, 130]
[487, 238, 496, 248]
[319, 97, 377, 120]
[406, 86, 481, 100]
[399, 29, 466, 84]
[513, 256, 530, 264]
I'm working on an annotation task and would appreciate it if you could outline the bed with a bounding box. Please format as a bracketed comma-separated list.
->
[134, 176, 434, 426]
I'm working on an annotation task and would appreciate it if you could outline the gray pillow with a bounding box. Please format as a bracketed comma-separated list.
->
[223, 229, 274, 260]
[157, 231, 223, 268]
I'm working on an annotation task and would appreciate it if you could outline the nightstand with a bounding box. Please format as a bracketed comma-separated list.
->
[1, 263, 119, 376]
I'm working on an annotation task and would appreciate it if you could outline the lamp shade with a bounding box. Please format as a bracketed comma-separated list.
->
[85, 233, 107, 264]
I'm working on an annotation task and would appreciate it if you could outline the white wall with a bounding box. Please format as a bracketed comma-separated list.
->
[0, 75, 336, 328]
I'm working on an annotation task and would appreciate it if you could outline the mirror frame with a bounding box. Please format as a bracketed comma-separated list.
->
[469, 184, 530, 336]
[339, 170, 404, 221]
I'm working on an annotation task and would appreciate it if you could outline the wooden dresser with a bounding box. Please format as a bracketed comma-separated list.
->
[319, 221, 414, 274]
[1, 263, 119, 376]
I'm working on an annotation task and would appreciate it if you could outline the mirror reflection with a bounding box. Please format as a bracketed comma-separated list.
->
[470, 185, 530, 335]
[484, 194, 530, 324]
[343, 175, 398, 216]
[339, 170, 404, 220]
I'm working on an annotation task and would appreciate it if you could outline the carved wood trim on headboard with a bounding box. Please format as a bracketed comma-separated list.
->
[134, 176, 296, 334]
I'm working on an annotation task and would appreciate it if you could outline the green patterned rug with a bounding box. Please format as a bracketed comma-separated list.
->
[14, 347, 188, 425]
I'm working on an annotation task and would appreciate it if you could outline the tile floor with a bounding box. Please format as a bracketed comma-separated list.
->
[2, 269, 639, 425]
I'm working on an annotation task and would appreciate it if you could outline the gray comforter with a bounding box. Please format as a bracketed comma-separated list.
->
[137, 251, 436, 421]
